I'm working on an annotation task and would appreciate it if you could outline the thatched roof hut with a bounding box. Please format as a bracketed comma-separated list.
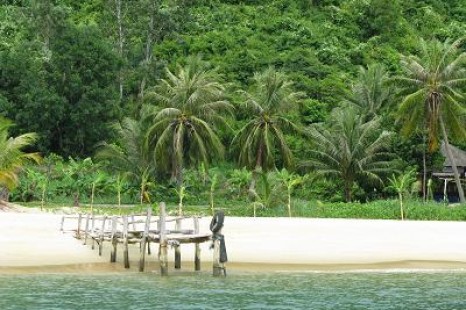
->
[437, 142, 466, 176]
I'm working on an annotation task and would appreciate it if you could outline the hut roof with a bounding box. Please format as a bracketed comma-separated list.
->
[440, 142, 466, 167]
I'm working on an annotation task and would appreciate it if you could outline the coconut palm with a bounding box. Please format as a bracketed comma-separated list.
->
[396, 38, 466, 203]
[232, 67, 303, 188]
[303, 107, 394, 202]
[0, 117, 41, 200]
[96, 117, 154, 203]
[345, 63, 393, 119]
[146, 57, 233, 185]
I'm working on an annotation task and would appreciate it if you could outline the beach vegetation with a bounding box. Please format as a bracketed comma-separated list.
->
[395, 38, 466, 203]
[145, 56, 233, 186]
[387, 169, 418, 220]
[0, 117, 41, 200]
[2, 0, 466, 214]
[232, 67, 303, 193]
[303, 107, 395, 202]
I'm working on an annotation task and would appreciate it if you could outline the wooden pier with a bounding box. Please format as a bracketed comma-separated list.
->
[60, 202, 226, 276]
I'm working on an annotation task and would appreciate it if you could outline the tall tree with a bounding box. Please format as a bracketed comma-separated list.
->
[303, 107, 394, 202]
[396, 38, 466, 203]
[146, 56, 233, 184]
[232, 67, 303, 190]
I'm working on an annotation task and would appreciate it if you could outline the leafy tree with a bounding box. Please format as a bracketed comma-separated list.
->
[0, 117, 41, 200]
[232, 67, 303, 191]
[304, 107, 394, 202]
[146, 56, 233, 185]
[396, 38, 466, 203]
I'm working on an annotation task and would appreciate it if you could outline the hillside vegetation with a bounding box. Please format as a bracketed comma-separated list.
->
[1, 0, 466, 210]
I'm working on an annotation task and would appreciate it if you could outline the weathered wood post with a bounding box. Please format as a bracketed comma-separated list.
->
[60, 216, 65, 232]
[131, 214, 137, 231]
[212, 232, 224, 276]
[91, 214, 96, 250]
[77, 214, 82, 238]
[83, 214, 91, 245]
[123, 215, 130, 269]
[211, 211, 227, 277]
[194, 217, 201, 271]
[98, 216, 107, 256]
[174, 217, 182, 269]
[159, 202, 168, 276]
[110, 216, 118, 263]
[139, 207, 152, 272]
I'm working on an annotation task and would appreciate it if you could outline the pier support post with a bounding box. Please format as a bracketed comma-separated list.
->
[110, 216, 117, 263]
[139, 207, 152, 272]
[77, 214, 82, 238]
[212, 234, 224, 276]
[194, 217, 201, 271]
[98, 216, 106, 256]
[123, 215, 130, 269]
[83, 214, 90, 245]
[159, 202, 168, 276]
[174, 218, 182, 269]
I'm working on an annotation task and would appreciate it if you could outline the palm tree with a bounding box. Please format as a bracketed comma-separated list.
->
[303, 107, 394, 202]
[232, 67, 303, 190]
[146, 57, 233, 185]
[396, 38, 466, 203]
[96, 117, 154, 203]
[345, 63, 393, 119]
[0, 117, 41, 200]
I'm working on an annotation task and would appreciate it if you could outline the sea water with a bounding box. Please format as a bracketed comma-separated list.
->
[1, 271, 465, 309]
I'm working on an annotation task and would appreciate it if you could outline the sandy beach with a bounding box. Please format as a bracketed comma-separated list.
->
[2, 210, 466, 273]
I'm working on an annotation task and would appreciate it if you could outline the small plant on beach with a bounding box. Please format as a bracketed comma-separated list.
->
[89, 170, 106, 214]
[114, 173, 128, 214]
[248, 171, 284, 216]
[276, 168, 303, 217]
[388, 169, 417, 220]
[26, 168, 48, 210]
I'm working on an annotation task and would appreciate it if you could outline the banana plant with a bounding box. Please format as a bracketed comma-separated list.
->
[89, 170, 107, 214]
[26, 168, 48, 211]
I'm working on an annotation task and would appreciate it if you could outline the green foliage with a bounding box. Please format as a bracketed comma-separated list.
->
[0, 117, 41, 192]
[145, 56, 233, 184]
[304, 107, 395, 202]
[232, 67, 303, 172]
[3, 0, 466, 207]
[396, 38, 466, 203]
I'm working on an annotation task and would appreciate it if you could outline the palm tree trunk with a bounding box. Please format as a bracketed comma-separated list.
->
[344, 181, 352, 202]
[422, 139, 427, 202]
[399, 192, 404, 220]
[439, 116, 465, 203]
[249, 144, 263, 195]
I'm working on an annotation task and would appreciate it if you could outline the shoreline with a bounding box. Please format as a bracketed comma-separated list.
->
[2, 260, 466, 275]
[2, 211, 466, 274]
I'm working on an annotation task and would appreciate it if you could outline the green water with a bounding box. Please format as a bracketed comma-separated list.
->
[1, 271, 465, 309]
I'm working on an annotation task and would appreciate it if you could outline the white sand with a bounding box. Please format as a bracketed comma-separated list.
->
[2, 211, 466, 271]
